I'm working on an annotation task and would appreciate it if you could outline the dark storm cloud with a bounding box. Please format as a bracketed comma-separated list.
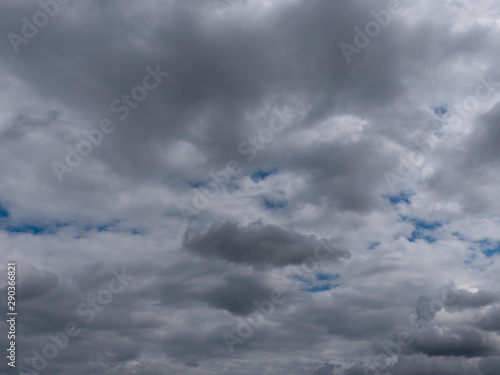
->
[0, 0, 412, 202]
[410, 325, 498, 357]
[183, 220, 350, 267]
[476, 305, 500, 331]
[445, 289, 498, 311]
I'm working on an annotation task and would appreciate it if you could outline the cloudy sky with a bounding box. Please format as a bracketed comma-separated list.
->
[1, 0, 500, 374]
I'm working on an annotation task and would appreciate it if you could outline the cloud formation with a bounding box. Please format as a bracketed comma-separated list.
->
[1, 0, 500, 374]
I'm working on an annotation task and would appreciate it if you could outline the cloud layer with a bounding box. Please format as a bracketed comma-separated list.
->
[1, 0, 500, 374]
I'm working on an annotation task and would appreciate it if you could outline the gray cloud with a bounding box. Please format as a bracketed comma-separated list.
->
[410, 325, 498, 357]
[183, 220, 350, 267]
[17, 270, 59, 300]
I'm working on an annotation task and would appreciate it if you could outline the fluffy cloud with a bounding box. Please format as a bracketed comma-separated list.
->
[183, 220, 350, 267]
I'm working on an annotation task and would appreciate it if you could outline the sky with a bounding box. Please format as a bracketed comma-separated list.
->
[1, 0, 500, 374]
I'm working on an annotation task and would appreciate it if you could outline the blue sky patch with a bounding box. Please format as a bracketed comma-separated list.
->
[408, 231, 436, 243]
[301, 284, 339, 293]
[251, 167, 278, 183]
[385, 191, 413, 205]
[188, 179, 238, 192]
[3, 220, 72, 235]
[264, 198, 287, 210]
[412, 220, 442, 231]
[316, 273, 340, 281]
[187, 180, 210, 189]
[433, 106, 448, 116]
[476, 239, 500, 258]
[0, 204, 9, 218]
[400, 217, 442, 243]
[130, 228, 145, 235]
[6, 224, 56, 235]
[294, 274, 340, 292]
